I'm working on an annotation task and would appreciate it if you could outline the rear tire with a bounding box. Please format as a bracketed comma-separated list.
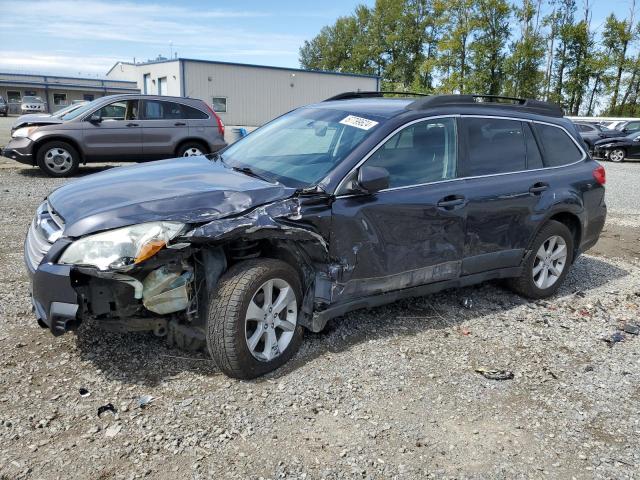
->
[36, 141, 80, 177]
[507, 220, 574, 299]
[207, 259, 304, 379]
[176, 141, 208, 157]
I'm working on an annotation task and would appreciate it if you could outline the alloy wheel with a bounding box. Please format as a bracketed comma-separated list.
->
[532, 235, 567, 289]
[182, 147, 203, 157]
[245, 278, 298, 362]
[609, 149, 625, 162]
[44, 148, 73, 173]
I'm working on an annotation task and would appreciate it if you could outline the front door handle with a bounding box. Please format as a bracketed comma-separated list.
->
[529, 182, 549, 194]
[437, 195, 466, 209]
[174, 122, 186, 126]
[126, 122, 139, 127]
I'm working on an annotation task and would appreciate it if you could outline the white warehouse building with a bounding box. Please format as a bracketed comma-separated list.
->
[106, 58, 380, 138]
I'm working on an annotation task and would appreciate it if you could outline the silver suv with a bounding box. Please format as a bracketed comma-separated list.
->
[2, 94, 227, 177]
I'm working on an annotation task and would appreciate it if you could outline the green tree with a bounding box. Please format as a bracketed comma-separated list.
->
[467, 0, 511, 95]
[504, 0, 546, 98]
[436, 0, 476, 93]
[602, 13, 635, 113]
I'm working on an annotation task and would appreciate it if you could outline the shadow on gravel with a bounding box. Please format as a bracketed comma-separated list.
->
[268, 254, 630, 380]
[71, 255, 629, 385]
[18, 165, 120, 178]
[74, 325, 218, 387]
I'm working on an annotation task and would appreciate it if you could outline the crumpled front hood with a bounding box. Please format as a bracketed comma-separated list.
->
[12, 115, 61, 130]
[48, 156, 294, 237]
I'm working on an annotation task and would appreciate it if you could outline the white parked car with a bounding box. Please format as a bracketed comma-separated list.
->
[21, 96, 46, 113]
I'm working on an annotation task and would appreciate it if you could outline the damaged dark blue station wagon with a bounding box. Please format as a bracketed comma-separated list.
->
[26, 93, 606, 379]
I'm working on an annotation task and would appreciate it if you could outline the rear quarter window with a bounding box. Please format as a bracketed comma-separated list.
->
[181, 104, 209, 119]
[534, 123, 583, 167]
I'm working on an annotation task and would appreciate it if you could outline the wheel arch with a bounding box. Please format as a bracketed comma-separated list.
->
[175, 138, 210, 156]
[543, 211, 582, 261]
[33, 136, 85, 164]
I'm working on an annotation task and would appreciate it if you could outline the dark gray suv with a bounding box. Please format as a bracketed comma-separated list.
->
[2, 94, 227, 176]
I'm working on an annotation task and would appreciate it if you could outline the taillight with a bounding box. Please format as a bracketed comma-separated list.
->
[593, 165, 606, 185]
[204, 102, 225, 136]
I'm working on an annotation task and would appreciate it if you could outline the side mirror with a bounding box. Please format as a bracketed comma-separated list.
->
[357, 166, 389, 193]
[88, 113, 102, 124]
[622, 128, 629, 134]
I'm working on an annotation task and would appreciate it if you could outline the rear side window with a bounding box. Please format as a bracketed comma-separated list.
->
[142, 100, 185, 120]
[366, 117, 457, 188]
[181, 104, 209, 119]
[534, 123, 583, 167]
[463, 118, 526, 176]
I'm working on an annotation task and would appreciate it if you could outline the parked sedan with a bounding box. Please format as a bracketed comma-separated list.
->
[593, 132, 640, 162]
[21, 96, 47, 113]
[574, 122, 624, 152]
[2, 94, 227, 176]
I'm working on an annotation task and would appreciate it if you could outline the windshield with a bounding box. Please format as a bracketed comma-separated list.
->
[220, 107, 383, 188]
[23, 96, 43, 103]
[59, 98, 102, 121]
[52, 103, 83, 117]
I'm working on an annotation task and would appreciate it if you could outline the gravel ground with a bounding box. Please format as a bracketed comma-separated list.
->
[1, 156, 640, 479]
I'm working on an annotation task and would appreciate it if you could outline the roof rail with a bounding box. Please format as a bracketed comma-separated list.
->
[407, 94, 563, 117]
[324, 91, 430, 101]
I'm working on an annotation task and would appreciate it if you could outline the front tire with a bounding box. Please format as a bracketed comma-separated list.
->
[36, 141, 80, 177]
[507, 220, 574, 299]
[207, 259, 304, 379]
[609, 148, 625, 162]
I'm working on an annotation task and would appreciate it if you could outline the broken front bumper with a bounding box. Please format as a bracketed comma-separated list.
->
[29, 261, 80, 336]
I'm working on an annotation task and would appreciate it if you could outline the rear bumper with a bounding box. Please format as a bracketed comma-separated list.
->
[2, 137, 35, 165]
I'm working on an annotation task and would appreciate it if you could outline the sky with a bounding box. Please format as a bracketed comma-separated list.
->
[0, 0, 635, 78]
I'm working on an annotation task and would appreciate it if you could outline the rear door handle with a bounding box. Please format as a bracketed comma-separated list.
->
[529, 182, 549, 194]
[174, 122, 186, 126]
[436, 195, 466, 209]
[126, 122, 139, 127]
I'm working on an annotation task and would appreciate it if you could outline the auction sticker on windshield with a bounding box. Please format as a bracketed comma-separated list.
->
[339, 115, 379, 130]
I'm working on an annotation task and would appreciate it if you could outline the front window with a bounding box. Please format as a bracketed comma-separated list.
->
[94, 100, 138, 121]
[220, 107, 383, 188]
[365, 117, 457, 188]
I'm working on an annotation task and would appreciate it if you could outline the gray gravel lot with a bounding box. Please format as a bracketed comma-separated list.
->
[1, 126, 640, 479]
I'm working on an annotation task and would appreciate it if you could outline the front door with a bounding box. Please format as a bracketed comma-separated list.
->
[330, 117, 466, 301]
[82, 99, 141, 160]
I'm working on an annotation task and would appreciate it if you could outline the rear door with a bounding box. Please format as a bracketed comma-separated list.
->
[140, 100, 188, 158]
[458, 116, 544, 275]
[82, 99, 142, 160]
[330, 117, 466, 301]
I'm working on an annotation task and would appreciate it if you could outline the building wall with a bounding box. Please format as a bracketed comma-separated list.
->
[107, 61, 181, 96]
[183, 61, 378, 126]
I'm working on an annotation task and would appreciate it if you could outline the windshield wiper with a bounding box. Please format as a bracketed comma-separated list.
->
[231, 166, 272, 183]
[212, 152, 273, 183]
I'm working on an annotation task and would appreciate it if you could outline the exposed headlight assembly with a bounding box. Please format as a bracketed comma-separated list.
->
[12, 126, 38, 138]
[59, 221, 185, 271]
